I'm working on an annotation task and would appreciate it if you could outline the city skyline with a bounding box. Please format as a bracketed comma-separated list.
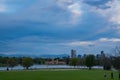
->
[0, 0, 120, 55]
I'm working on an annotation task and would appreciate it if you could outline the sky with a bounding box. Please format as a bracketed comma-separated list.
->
[0, 0, 120, 55]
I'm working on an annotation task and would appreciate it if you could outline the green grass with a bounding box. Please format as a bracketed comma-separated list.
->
[0, 69, 118, 80]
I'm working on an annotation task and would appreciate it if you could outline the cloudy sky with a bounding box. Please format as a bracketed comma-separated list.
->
[0, 0, 120, 55]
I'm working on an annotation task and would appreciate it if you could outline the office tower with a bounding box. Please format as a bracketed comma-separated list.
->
[71, 49, 76, 58]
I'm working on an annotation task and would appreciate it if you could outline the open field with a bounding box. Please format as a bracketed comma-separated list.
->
[0, 69, 118, 80]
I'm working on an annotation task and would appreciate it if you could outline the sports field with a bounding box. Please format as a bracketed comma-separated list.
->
[0, 69, 118, 80]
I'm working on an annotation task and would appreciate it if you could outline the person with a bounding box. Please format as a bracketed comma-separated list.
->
[6, 67, 9, 71]
[104, 72, 107, 80]
[119, 72, 120, 80]
[111, 72, 114, 80]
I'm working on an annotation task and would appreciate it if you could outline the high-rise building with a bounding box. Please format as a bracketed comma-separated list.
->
[78, 54, 81, 58]
[71, 49, 76, 58]
[101, 51, 105, 57]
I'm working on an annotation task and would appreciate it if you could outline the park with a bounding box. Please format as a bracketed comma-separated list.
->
[0, 0, 120, 80]
[0, 69, 119, 80]
[0, 50, 120, 80]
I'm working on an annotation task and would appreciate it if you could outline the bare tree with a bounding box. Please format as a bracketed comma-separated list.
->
[113, 46, 120, 57]
[112, 46, 120, 71]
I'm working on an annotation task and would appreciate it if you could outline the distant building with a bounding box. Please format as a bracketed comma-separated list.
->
[96, 54, 101, 59]
[45, 59, 66, 65]
[78, 54, 81, 58]
[71, 49, 76, 58]
[101, 51, 105, 57]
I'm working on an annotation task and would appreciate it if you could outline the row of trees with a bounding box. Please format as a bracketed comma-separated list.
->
[0, 53, 114, 70]
[0, 57, 69, 70]
[0, 46, 120, 70]
[69, 54, 108, 70]
[0, 57, 33, 70]
[69, 46, 120, 71]
[0, 54, 117, 70]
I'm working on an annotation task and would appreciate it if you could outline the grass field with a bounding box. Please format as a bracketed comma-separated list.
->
[0, 69, 118, 80]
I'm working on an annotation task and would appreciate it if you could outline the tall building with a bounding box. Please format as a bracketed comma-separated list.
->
[101, 51, 105, 57]
[78, 54, 81, 58]
[71, 49, 76, 58]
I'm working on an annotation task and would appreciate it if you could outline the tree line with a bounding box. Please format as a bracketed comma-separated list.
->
[0, 47, 120, 71]
[69, 46, 120, 71]
[0, 57, 34, 70]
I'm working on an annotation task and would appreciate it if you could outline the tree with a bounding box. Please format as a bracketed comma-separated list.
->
[69, 58, 79, 68]
[1, 57, 9, 66]
[21, 57, 33, 70]
[113, 56, 120, 70]
[62, 56, 70, 65]
[112, 46, 120, 71]
[85, 54, 95, 70]
[100, 51, 106, 66]
[33, 58, 45, 64]
[103, 58, 111, 70]
[99, 51, 111, 70]
[7, 57, 18, 69]
[95, 54, 101, 66]
[77, 58, 85, 67]
[113, 46, 120, 56]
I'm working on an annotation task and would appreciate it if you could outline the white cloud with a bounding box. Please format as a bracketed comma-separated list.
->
[68, 2, 82, 24]
[65, 37, 120, 47]
[56, 0, 82, 25]
[0, 0, 8, 12]
[65, 41, 94, 46]
[68, 3, 81, 16]
[99, 38, 120, 42]
[68, 41, 94, 46]
[0, 5, 7, 12]
[84, 0, 120, 35]
[107, 0, 120, 24]
[56, 0, 73, 9]
[90, 0, 120, 32]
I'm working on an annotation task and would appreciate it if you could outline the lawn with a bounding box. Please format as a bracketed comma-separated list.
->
[0, 69, 118, 80]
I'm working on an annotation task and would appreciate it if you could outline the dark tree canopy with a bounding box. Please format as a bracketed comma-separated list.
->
[85, 54, 95, 70]
[112, 46, 120, 71]
[113, 57, 120, 70]
[7, 58, 18, 69]
[103, 58, 111, 70]
[69, 58, 79, 68]
[21, 57, 33, 70]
